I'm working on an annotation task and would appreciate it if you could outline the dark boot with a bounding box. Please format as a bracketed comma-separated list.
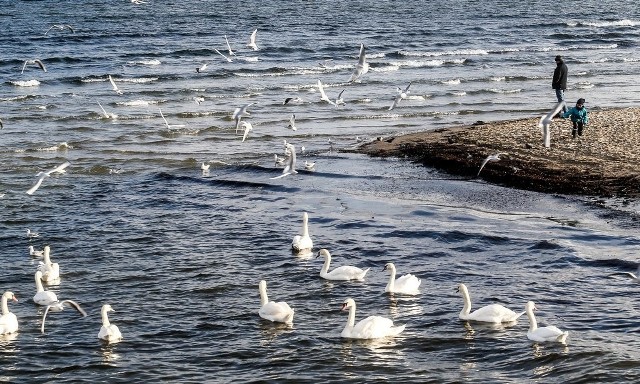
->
[578, 124, 584, 136]
[572, 129, 577, 139]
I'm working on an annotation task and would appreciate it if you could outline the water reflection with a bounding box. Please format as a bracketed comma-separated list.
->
[340, 337, 406, 367]
[259, 321, 293, 347]
[101, 343, 121, 363]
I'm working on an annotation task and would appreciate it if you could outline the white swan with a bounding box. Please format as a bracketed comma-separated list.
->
[457, 283, 524, 323]
[0, 291, 19, 335]
[525, 301, 568, 344]
[317, 249, 369, 281]
[340, 298, 405, 339]
[37, 245, 60, 282]
[291, 212, 313, 254]
[98, 304, 123, 342]
[33, 271, 58, 306]
[40, 300, 87, 334]
[383, 263, 421, 295]
[258, 280, 294, 325]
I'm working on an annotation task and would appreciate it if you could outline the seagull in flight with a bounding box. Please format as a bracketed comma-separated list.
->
[224, 35, 235, 56]
[286, 114, 297, 131]
[349, 43, 369, 82]
[271, 143, 298, 179]
[108, 75, 123, 95]
[26, 161, 71, 195]
[29, 245, 45, 257]
[96, 101, 117, 119]
[40, 299, 87, 334]
[241, 121, 253, 142]
[389, 82, 412, 110]
[232, 103, 253, 133]
[477, 153, 506, 177]
[335, 90, 346, 106]
[247, 29, 258, 51]
[0, 117, 3, 129]
[21, 59, 47, 74]
[196, 63, 208, 73]
[317, 80, 336, 106]
[214, 49, 233, 63]
[283, 97, 303, 105]
[45, 24, 75, 35]
[158, 108, 185, 130]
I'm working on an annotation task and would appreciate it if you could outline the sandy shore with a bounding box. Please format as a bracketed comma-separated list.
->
[356, 107, 640, 198]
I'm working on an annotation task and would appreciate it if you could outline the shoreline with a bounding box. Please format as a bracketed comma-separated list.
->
[355, 107, 640, 198]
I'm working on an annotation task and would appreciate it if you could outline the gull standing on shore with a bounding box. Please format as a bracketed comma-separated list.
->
[21, 59, 47, 74]
[26, 161, 71, 195]
[349, 43, 369, 82]
[247, 29, 258, 51]
[389, 82, 412, 110]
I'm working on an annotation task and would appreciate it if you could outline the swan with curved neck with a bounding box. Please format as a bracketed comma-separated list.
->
[525, 301, 568, 344]
[292, 212, 313, 255]
[383, 263, 421, 295]
[38, 246, 60, 282]
[258, 280, 294, 325]
[99, 304, 122, 342]
[33, 271, 58, 306]
[340, 298, 405, 339]
[317, 249, 369, 281]
[457, 283, 524, 323]
[0, 291, 19, 335]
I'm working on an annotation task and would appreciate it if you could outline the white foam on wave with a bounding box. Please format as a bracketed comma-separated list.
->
[575, 82, 594, 89]
[35, 142, 72, 151]
[592, 44, 618, 49]
[0, 95, 31, 102]
[450, 91, 466, 96]
[576, 19, 637, 28]
[490, 76, 506, 82]
[117, 99, 158, 107]
[371, 65, 399, 73]
[443, 79, 461, 85]
[239, 57, 259, 62]
[10, 80, 40, 87]
[487, 88, 521, 94]
[127, 59, 162, 66]
[120, 77, 158, 83]
[399, 49, 488, 57]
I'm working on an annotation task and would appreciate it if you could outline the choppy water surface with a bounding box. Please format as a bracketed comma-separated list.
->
[1, 1, 639, 382]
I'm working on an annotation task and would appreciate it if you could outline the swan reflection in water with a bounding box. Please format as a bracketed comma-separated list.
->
[259, 321, 293, 347]
[461, 320, 518, 341]
[340, 337, 406, 367]
[101, 344, 121, 364]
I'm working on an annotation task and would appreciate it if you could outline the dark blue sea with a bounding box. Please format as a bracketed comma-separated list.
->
[1, 1, 639, 382]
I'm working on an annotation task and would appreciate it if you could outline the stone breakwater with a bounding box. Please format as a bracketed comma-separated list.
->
[357, 108, 640, 198]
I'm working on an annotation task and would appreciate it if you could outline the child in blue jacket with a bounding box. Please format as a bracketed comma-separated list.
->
[561, 98, 588, 138]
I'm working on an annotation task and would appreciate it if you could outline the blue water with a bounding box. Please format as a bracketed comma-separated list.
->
[1, 1, 640, 382]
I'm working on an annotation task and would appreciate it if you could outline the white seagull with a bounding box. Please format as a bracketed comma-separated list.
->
[477, 153, 506, 177]
[45, 24, 75, 35]
[286, 114, 297, 131]
[158, 108, 185, 130]
[224, 35, 235, 56]
[348, 43, 369, 82]
[247, 29, 258, 50]
[196, 63, 208, 73]
[270, 142, 297, 179]
[274, 154, 286, 166]
[108, 75, 123, 95]
[241, 121, 253, 142]
[29, 245, 44, 257]
[40, 300, 87, 334]
[26, 161, 71, 195]
[96, 101, 117, 119]
[389, 82, 412, 110]
[21, 59, 47, 74]
[317, 80, 336, 106]
[283, 97, 303, 105]
[335, 89, 346, 106]
[98, 304, 123, 343]
[214, 49, 233, 63]
[201, 162, 210, 172]
[304, 161, 315, 171]
[232, 103, 253, 133]
[27, 229, 40, 238]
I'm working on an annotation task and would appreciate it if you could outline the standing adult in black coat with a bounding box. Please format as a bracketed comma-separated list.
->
[552, 55, 568, 113]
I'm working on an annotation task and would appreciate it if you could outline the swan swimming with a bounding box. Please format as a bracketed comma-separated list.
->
[258, 280, 294, 325]
[525, 301, 568, 344]
[33, 271, 58, 306]
[0, 291, 19, 335]
[317, 249, 369, 281]
[291, 212, 313, 254]
[38, 245, 60, 282]
[40, 300, 87, 334]
[340, 298, 405, 339]
[383, 262, 421, 295]
[98, 304, 123, 343]
[457, 283, 524, 323]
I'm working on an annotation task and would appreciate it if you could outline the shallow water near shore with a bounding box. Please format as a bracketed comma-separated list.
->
[1, 1, 639, 383]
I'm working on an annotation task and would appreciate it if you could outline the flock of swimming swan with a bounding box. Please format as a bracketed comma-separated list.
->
[0, 240, 122, 343]
[258, 212, 570, 343]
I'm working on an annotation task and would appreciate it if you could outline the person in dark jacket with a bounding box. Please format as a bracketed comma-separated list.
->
[561, 98, 588, 139]
[552, 55, 568, 113]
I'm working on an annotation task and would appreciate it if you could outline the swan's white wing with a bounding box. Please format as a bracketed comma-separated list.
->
[469, 304, 518, 322]
[26, 173, 47, 195]
[529, 325, 566, 341]
[353, 316, 396, 339]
